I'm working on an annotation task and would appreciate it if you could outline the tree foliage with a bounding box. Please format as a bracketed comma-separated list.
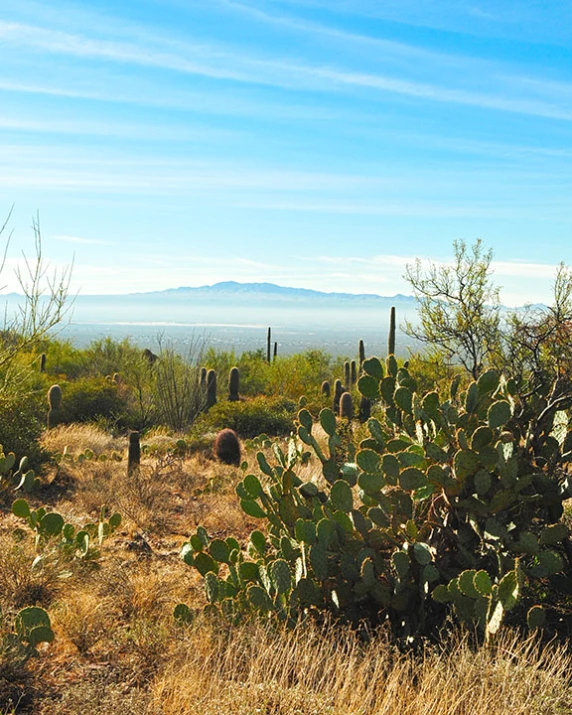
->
[403, 239, 501, 379]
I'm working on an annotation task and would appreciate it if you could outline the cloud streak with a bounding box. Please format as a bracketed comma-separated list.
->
[2, 19, 572, 121]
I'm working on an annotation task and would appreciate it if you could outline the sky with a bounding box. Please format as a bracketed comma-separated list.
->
[0, 0, 571, 305]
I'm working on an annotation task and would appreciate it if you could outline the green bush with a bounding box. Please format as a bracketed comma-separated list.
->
[61, 377, 127, 426]
[0, 392, 47, 469]
[193, 396, 297, 439]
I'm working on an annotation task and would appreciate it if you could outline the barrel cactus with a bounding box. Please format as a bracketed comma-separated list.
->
[214, 428, 241, 466]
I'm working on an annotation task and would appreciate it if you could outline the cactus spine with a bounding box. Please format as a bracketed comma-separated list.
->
[206, 369, 217, 408]
[388, 306, 396, 356]
[47, 384, 63, 428]
[339, 391, 353, 420]
[229, 366, 240, 402]
[128, 431, 141, 476]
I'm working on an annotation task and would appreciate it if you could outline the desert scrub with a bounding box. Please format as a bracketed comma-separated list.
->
[192, 395, 297, 439]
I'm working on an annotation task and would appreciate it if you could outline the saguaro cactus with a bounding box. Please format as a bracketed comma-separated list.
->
[199, 367, 207, 389]
[47, 384, 63, 428]
[40, 353, 46, 373]
[321, 380, 331, 398]
[273, 341, 278, 361]
[229, 366, 240, 402]
[359, 395, 371, 422]
[339, 391, 353, 420]
[358, 339, 365, 367]
[333, 379, 344, 413]
[267, 327, 272, 363]
[388, 306, 396, 356]
[128, 431, 141, 476]
[344, 361, 350, 387]
[206, 369, 217, 408]
[350, 360, 357, 386]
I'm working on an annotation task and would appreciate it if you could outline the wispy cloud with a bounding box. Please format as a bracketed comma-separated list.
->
[52, 234, 111, 246]
[2, 19, 572, 121]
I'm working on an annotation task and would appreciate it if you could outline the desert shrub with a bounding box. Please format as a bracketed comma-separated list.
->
[40, 339, 88, 380]
[0, 391, 47, 469]
[61, 377, 127, 425]
[193, 396, 296, 439]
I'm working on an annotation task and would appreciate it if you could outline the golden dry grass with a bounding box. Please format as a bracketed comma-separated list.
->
[2, 435, 571, 715]
[153, 620, 572, 715]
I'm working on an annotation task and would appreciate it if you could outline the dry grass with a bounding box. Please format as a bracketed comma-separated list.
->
[153, 620, 572, 715]
[41, 424, 125, 458]
[2, 434, 571, 714]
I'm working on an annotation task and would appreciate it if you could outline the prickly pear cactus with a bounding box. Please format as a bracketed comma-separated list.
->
[178, 363, 572, 640]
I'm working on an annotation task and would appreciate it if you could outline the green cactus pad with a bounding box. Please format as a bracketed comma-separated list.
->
[392, 550, 410, 578]
[358, 375, 380, 399]
[539, 523, 568, 545]
[362, 357, 384, 380]
[473, 570, 493, 596]
[319, 408, 337, 436]
[473, 469, 492, 495]
[240, 499, 267, 519]
[432, 584, 452, 603]
[40, 512, 64, 537]
[527, 605, 546, 629]
[477, 370, 500, 395]
[210, 539, 231, 563]
[239, 561, 259, 581]
[295, 519, 316, 544]
[488, 400, 512, 428]
[399, 468, 427, 491]
[12, 498, 31, 518]
[357, 449, 381, 473]
[381, 377, 396, 405]
[412, 542, 432, 565]
[204, 572, 220, 603]
[310, 543, 329, 580]
[330, 480, 353, 513]
[247, 585, 273, 612]
[193, 552, 219, 576]
[243, 474, 263, 498]
[394, 386, 413, 414]
[358, 471, 385, 494]
[270, 559, 292, 594]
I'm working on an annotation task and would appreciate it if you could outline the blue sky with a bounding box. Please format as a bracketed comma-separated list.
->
[0, 0, 571, 304]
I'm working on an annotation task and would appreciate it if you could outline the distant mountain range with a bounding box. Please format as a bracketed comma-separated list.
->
[131, 281, 417, 302]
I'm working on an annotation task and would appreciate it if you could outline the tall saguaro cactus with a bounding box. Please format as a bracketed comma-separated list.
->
[128, 431, 141, 476]
[206, 369, 217, 408]
[47, 384, 63, 428]
[229, 366, 240, 402]
[267, 327, 272, 363]
[388, 306, 396, 356]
